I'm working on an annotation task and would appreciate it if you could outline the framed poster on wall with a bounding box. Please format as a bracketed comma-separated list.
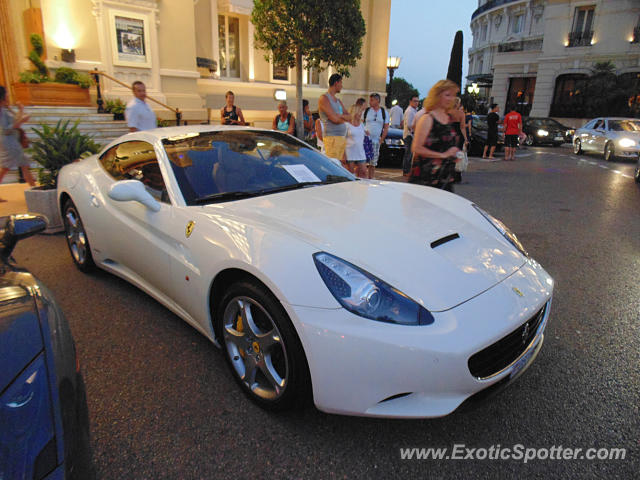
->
[108, 10, 152, 68]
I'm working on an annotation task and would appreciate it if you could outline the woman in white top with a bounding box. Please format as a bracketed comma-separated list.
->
[345, 103, 367, 178]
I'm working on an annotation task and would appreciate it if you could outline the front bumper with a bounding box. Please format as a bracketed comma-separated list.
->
[285, 259, 553, 418]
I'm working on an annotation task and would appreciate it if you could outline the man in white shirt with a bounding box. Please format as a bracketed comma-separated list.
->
[362, 93, 389, 179]
[125, 81, 157, 132]
[389, 100, 403, 129]
[402, 95, 419, 175]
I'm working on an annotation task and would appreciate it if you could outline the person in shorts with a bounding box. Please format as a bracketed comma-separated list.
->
[483, 103, 499, 159]
[362, 93, 389, 179]
[503, 106, 522, 161]
[318, 73, 351, 166]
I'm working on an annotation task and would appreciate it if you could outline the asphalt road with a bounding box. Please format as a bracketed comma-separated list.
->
[12, 145, 640, 479]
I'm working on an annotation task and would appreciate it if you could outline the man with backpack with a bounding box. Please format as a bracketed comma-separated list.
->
[363, 93, 389, 179]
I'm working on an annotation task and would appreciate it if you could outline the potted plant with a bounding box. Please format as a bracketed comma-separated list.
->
[104, 98, 126, 120]
[24, 120, 100, 233]
[13, 34, 93, 106]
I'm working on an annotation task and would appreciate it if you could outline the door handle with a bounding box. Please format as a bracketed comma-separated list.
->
[90, 193, 100, 207]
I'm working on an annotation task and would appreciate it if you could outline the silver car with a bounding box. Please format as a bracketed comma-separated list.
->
[573, 117, 640, 161]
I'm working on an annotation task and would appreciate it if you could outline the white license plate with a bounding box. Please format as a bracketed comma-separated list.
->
[554, 137, 564, 141]
[510, 344, 536, 379]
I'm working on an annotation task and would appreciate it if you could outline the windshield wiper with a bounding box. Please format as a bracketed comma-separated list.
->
[194, 177, 353, 204]
[193, 191, 261, 204]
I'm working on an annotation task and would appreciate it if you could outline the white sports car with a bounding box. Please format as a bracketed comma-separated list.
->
[57, 126, 553, 418]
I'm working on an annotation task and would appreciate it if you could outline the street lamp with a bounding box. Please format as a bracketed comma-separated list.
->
[386, 56, 401, 108]
[467, 82, 480, 95]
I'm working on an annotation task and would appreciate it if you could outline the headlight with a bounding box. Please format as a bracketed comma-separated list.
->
[618, 138, 636, 148]
[537, 129, 549, 136]
[313, 252, 434, 325]
[385, 138, 404, 146]
[472, 205, 528, 257]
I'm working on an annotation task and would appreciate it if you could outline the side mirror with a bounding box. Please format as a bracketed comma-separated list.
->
[1, 214, 48, 258]
[108, 180, 161, 212]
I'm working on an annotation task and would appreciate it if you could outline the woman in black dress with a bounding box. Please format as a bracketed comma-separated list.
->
[409, 80, 461, 192]
[449, 97, 467, 183]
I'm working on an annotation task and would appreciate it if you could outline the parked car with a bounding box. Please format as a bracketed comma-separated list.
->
[378, 127, 404, 168]
[58, 126, 554, 418]
[522, 118, 573, 146]
[573, 117, 640, 161]
[0, 214, 93, 480]
[467, 115, 504, 156]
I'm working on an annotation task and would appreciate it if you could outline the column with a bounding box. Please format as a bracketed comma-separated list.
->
[0, 0, 21, 99]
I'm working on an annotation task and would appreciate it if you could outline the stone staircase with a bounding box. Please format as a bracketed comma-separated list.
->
[1, 106, 129, 184]
[22, 106, 130, 145]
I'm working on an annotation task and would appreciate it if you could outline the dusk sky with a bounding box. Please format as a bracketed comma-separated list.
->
[388, 0, 478, 98]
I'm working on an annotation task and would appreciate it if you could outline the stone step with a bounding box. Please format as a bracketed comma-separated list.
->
[23, 106, 99, 115]
[23, 121, 127, 131]
[24, 114, 120, 123]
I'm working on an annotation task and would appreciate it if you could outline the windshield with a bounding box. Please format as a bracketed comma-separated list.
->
[528, 118, 563, 128]
[472, 116, 488, 129]
[162, 130, 355, 205]
[608, 120, 640, 132]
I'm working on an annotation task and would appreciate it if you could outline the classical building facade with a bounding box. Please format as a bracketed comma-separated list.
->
[0, 0, 391, 127]
[468, 0, 640, 118]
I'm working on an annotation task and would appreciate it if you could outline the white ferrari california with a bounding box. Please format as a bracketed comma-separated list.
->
[57, 126, 553, 418]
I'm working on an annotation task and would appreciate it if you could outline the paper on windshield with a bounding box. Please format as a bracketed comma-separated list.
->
[282, 164, 322, 183]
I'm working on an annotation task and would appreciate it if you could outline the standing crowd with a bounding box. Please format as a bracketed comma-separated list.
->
[0, 76, 524, 199]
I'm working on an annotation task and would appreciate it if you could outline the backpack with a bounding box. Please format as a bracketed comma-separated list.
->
[364, 107, 387, 125]
[274, 112, 297, 136]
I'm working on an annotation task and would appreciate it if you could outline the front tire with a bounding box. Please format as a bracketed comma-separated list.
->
[604, 142, 615, 161]
[218, 280, 311, 411]
[62, 199, 95, 272]
[573, 139, 582, 155]
[524, 134, 535, 146]
[634, 161, 640, 183]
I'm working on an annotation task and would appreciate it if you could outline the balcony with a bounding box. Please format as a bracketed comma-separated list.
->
[567, 30, 593, 47]
[498, 38, 543, 53]
[472, 0, 522, 20]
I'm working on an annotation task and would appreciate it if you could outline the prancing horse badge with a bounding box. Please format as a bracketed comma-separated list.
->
[185, 221, 195, 238]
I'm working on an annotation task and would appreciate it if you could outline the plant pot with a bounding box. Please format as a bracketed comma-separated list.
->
[113, 112, 125, 121]
[13, 82, 91, 107]
[24, 187, 63, 234]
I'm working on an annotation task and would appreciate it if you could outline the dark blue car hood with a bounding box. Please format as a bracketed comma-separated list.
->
[0, 280, 43, 392]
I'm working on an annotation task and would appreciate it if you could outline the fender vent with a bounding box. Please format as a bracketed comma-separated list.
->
[430, 233, 460, 249]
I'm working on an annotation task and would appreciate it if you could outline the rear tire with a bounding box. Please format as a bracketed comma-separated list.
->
[218, 279, 311, 411]
[62, 199, 95, 272]
[573, 139, 582, 155]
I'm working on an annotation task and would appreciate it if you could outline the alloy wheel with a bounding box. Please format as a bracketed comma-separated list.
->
[604, 142, 614, 161]
[65, 206, 88, 265]
[573, 139, 582, 155]
[222, 296, 289, 401]
[524, 134, 534, 146]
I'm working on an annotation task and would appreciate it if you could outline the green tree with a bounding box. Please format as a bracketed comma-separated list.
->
[251, 0, 366, 138]
[387, 77, 419, 110]
[446, 30, 463, 88]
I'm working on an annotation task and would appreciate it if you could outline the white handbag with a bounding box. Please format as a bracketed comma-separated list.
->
[455, 145, 469, 172]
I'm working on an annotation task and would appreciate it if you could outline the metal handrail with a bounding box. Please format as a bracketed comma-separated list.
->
[91, 68, 182, 125]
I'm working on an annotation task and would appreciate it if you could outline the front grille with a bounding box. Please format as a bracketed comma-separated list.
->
[468, 304, 546, 378]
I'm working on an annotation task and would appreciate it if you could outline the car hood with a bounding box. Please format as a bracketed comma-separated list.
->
[203, 181, 526, 311]
[0, 278, 42, 392]
[608, 131, 640, 139]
